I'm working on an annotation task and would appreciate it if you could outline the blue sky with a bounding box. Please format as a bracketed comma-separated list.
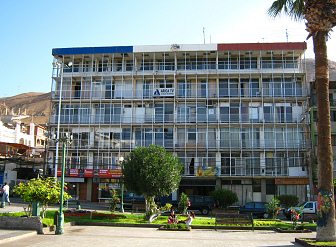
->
[0, 0, 335, 97]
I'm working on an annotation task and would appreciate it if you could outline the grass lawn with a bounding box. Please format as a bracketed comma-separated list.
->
[0, 210, 313, 230]
[298, 238, 336, 246]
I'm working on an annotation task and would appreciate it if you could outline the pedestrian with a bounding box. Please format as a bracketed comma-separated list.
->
[185, 211, 195, 229]
[2, 183, 10, 205]
[168, 209, 178, 224]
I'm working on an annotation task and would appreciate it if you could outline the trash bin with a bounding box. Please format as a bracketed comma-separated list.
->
[32, 202, 41, 216]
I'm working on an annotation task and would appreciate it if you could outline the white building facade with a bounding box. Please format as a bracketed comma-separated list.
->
[49, 42, 309, 203]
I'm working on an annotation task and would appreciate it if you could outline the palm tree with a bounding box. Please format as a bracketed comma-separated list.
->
[268, 0, 336, 241]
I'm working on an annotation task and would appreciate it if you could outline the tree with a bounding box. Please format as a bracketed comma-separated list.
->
[211, 189, 238, 209]
[178, 192, 190, 214]
[13, 177, 71, 218]
[122, 145, 183, 217]
[276, 195, 299, 208]
[268, 0, 336, 241]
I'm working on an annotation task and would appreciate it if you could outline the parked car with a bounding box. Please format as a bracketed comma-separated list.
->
[122, 192, 146, 210]
[239, 202, 268, 218]
[160, 194, 214, 215]
[283, 201, 317, 220]
[187, 195, 214, 215]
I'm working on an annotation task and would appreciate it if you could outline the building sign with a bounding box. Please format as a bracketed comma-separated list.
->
[275, 178, 309, 185]
[83, 169, 94, 178]
[153, 88, 175, 97]
[57, 170, 62, 177]
[196, 166, 219, 177]
[69, 168, 79, 177]
[98, 169, 111, 178]
[98, 169, 122, 178]
[110, 169, 122, 178]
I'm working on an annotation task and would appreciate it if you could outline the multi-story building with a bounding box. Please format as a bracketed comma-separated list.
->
[49, 42, 309, 203]
[310, 80, 336, 187]
[0, 120, 46, 185]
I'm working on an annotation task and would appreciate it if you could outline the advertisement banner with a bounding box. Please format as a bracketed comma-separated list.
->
[98, 169, 112, 178]
[84, 169, 94, 178]
[98, 169, 123, 178]
[69, 168, 79, 177]
[110, 169, 122, 178]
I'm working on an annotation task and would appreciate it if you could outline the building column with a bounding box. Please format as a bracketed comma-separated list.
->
[86, 178, 92, 201]
[261, 179, 266, 202]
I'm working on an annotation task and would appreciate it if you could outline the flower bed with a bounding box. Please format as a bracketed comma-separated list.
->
[158, 223, 190, 231]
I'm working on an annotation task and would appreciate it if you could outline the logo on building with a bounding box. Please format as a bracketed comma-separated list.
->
[153, 88, 175, 97]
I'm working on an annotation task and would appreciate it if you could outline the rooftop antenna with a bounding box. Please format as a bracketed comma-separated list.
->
[286, 29, 289, 42]
[203, 27, 205, 44]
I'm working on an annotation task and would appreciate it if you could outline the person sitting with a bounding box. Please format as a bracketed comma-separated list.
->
[168, 210, 177, 224]
[185, 211, 195, 229]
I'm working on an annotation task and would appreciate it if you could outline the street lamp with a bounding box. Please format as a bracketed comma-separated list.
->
[55, 132, 72, 235]
[119, 156, 124, 213]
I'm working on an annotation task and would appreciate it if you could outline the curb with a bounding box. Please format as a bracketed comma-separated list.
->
[0, 231, 37, 244]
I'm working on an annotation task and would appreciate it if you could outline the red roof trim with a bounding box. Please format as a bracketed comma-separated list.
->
[217, 42, 307, 51]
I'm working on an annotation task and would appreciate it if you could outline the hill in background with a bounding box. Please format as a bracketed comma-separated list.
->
[0, 92, 51, 125]
[0, 59, 335, 126]
[306, 59, 336, 82]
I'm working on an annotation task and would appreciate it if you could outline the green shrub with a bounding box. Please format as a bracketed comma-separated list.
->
[109, 189, 120, 212]
[163, 223, 188, 230]
[211, 189, 238, 208]
[276, 195, 299, 207]
[178, 193, 189, 214]
[267, 197, 280, 219]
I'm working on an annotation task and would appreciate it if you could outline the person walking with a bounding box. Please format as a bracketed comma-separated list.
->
[2, 183, 10, 205]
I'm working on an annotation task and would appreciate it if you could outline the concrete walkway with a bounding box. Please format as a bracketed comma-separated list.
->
[1, 226, 316, 247]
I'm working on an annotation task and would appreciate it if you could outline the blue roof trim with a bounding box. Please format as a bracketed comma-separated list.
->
[52, 46, 133, 56]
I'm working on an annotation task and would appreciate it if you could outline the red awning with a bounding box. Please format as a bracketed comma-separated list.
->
[0, 142, 31, 150]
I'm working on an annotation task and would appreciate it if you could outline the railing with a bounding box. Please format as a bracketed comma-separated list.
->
[53, 61, 303, 77]
[49, 111, 307, 125]
[51, 85, 306, 100]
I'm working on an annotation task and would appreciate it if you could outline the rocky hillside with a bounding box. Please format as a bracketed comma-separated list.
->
[0, 92, 51, 125]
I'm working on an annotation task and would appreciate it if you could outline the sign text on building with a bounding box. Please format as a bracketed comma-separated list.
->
[153, 88, 175, 97]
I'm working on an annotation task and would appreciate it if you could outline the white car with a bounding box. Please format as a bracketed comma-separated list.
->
[284, 201, 317, 220]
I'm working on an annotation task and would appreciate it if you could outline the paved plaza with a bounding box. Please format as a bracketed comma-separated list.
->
[0, 226, 316, 247]
[0, 201, 316, 246]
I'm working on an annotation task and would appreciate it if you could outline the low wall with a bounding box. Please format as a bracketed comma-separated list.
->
[0, 216, 43, 234]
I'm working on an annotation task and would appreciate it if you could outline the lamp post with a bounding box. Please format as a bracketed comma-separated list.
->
[55, 133, 72, 235]
[119, 156, 124, 213]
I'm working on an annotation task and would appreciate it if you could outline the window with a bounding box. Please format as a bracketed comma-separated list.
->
[249, 107, 259, 122]
[219, 79, 229, 97]
[188, 129, 197, 144]
[250, 80, 260, 97]
[220, 107, 229, 122]
[230, 103, 240, 122]
[253, 179, 261, 192]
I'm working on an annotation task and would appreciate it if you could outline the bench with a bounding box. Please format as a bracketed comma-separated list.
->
[132, 202, 146, 212]
[215, 213, 254, 231]
[65, 200, 81, 209]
